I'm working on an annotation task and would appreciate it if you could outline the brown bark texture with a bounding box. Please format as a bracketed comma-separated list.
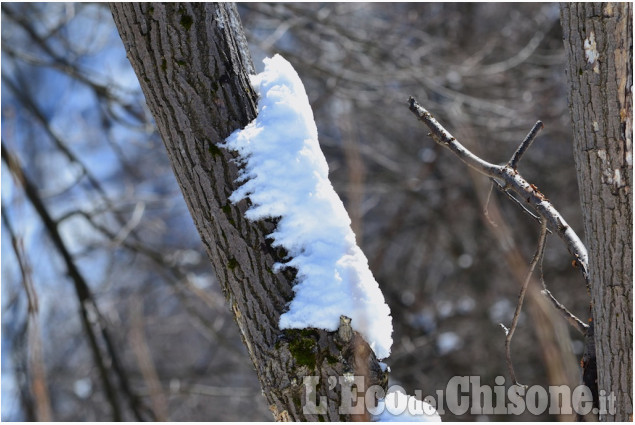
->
[560, 3, 633, 421]
[109, 3, 386, 421]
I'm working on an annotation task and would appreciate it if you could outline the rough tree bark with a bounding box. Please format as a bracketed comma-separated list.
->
[560, 3, 633, 421]
[110, 3, 386, 421]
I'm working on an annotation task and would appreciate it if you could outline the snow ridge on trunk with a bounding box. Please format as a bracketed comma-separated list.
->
[224, 54, 393, 359]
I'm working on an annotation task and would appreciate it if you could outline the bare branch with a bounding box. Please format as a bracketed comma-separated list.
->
[408, 97, 502, 177]
[408, 98, 591, 386]
[541, 289, 588, 335]
[408, 97, 589, 283]
[1, 207, 53, 421]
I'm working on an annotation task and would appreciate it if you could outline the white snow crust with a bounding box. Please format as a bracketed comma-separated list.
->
[224, 54, 392, 359]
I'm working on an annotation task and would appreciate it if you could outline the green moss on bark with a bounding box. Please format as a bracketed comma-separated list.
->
[227, 258, 239, 270]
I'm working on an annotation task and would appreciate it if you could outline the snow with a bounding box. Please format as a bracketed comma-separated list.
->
[371, 390, 441, 422]
[224, 54, 393, 359]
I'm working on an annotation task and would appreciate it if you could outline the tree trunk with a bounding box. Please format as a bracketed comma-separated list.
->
[109, 3, 386, 421]
[560, 3, 633, 421]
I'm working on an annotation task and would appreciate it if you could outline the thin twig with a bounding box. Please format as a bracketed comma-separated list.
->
[509, 121, 544, 170]
[541, 289, 588, 335]
[535, 240, 588, 335]
[504, 219, 548, 386]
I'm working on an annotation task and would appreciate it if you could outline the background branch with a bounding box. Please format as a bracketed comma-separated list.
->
[1, 143, 151, 421]
[1, 207, 53, 421]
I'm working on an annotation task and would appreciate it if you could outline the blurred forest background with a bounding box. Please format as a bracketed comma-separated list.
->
[2, 3, 591, 421]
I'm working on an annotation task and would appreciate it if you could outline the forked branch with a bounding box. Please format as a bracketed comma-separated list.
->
[407, 97, 591, 386]
[408, 97, 589, 283]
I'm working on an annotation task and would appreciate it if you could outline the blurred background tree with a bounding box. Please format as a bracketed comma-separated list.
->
[2, 3, 594, 421]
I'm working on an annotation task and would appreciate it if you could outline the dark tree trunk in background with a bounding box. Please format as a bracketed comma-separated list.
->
[560, 3, 633, 421]
[110, 3, 386, 421]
